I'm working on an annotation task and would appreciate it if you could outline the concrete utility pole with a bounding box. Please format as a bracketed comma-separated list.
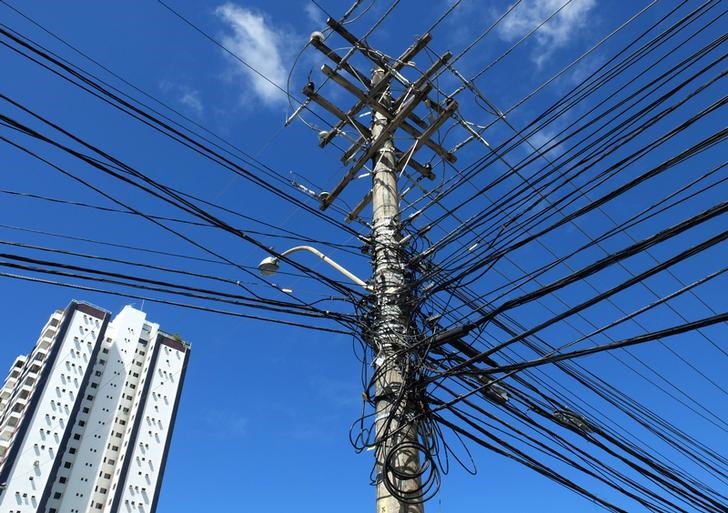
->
[370, 68, 424, 513]
[302, 18, 457, 513]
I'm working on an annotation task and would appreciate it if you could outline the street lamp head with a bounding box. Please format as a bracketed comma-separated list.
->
[257, 256, 280, 276]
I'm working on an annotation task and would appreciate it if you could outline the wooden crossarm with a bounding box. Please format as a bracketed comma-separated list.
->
[321, 85, 431, 210]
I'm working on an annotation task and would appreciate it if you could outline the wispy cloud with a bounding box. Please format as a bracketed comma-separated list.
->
[215, 3, 290, 107]
[497, 0, 596, 67]
[178, 88, 204, 116]
[526, 127, 564, 157]
[304, 1, 326, 27]
[159, 81, 204, 117]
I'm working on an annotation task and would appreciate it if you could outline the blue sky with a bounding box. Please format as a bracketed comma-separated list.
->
[0, 1, 726, 511]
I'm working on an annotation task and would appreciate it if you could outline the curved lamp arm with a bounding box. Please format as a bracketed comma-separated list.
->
[258, 245, 370, 290]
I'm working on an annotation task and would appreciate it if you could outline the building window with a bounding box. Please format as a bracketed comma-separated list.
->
[90, 382, 98, 389]
[53, 492, 62, 499]
[63, 461, 71, 469]
[69, 448, 76, 454]
[59, 476, 67, 484]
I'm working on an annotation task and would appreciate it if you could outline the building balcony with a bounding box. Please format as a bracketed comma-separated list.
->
[3, 377, 18, 391]
[33, 346, 49, 361]
[11, 395, 28, 411]
[0, 424, 14, 439]
[17, 384, 32, 400]
[43, 323, 57, 335]
[4, 411, 21, 428]
[0, 421, 18, 441]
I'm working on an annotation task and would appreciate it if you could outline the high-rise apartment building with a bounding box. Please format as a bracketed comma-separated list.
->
[0, 301, 190, 513]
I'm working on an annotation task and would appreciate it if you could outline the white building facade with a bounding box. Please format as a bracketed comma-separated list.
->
[0, 301, 190, 513]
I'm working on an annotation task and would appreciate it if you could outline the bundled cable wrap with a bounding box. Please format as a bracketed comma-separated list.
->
[382, 438, 441, 504]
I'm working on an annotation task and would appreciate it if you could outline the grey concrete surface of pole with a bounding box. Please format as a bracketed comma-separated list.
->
[370, 68, 424, 513]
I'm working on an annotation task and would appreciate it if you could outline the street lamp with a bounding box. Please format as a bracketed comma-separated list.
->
[257, 245, 370, 290]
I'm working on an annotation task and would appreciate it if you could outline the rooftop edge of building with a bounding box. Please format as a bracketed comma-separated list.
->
[68, 299, 111, 319]
[62, 301, 191, 350]
[158, 331, 191, 351]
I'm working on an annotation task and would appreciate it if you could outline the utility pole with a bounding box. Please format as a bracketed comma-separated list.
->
[370, 68, 424, 513]
[303, 18, 457, 512]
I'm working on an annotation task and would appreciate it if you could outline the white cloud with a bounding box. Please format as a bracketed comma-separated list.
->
[215, 3, 289, 107]
[304, 1, 326, 27]
[497, 0, 596, 66]
[178, 87, 204, 116]
[527, 127, 563, 156]
[159, 81, 204, 117]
